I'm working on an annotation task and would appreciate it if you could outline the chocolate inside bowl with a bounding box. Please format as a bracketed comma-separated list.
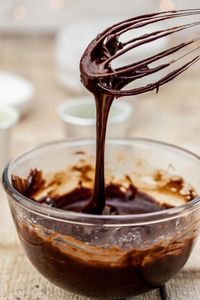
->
[3, 139, 200, 299]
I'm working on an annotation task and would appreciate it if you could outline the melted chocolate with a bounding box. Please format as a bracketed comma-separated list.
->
[10, 167, 198, 298]
[14, 221, 195, 299]
[12, 169, 178, 215]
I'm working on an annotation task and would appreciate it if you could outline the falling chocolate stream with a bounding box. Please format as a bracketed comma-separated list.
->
[82, 94, 113, 213]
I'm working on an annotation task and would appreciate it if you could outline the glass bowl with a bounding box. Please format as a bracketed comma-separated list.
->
[2, 138, 200, 299]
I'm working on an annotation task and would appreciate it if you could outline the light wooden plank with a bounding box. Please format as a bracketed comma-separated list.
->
[164, 271, 200, 300]
[132, 290, 161, 300]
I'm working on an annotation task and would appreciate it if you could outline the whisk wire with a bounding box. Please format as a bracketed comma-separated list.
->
[80, 9, 200, 97]
[97, 56, 200, 97]
[99, 9, 200, 44]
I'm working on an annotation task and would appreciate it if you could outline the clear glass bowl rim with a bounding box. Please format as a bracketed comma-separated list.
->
[2, 138, 200, 226]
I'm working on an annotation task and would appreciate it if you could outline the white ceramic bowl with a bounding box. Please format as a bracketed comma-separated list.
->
[58, 96, 133, 138]
[0, 105, 19, 173]
[0, 71, 34, 115]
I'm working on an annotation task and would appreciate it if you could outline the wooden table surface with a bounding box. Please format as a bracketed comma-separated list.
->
[1, 36, 200, 300]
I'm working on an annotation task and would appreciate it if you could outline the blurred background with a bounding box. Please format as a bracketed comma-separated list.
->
[0, 0, 200, 166]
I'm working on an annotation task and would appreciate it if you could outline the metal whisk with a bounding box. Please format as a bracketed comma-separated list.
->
[80, 9, 200, 97]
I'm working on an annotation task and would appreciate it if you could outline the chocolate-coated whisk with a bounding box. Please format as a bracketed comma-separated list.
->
[80, 9, 200, 215]
[80, 9, 200, 97]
